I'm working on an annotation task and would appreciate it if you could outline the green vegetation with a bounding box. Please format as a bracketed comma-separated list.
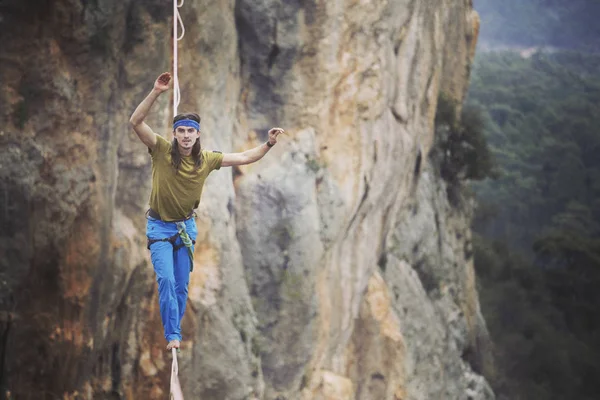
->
[469, 51, 600, 251]
[305, 156, 326, 173]
[468, 50, 600, 399]
[432, 92, 496, 205]
[434, 93, 497, 183]
[475, 0, 600, 50]
[474, 235, 596, 400]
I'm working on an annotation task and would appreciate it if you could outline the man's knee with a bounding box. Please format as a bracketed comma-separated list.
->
[175, 284, 189, 296]
[157, 276, 176, 291]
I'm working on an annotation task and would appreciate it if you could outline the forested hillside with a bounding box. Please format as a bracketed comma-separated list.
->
[467, 51, 600, 400]
[475, 0, 600, 50]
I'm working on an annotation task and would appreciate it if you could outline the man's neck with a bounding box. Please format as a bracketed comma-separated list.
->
[178, 145, 192, 156]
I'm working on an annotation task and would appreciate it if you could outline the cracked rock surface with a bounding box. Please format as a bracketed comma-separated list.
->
[0, 0, 492, 399]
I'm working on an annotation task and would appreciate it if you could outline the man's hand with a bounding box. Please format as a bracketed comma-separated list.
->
[268, 127, 285, 145]
[154, 72, 171, 93]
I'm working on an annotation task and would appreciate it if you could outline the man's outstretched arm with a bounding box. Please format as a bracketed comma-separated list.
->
[129, 72, 171, 150]
[221, 128, 284, 167]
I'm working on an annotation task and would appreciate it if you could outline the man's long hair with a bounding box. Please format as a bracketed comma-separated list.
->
[171, 113, 202, 172]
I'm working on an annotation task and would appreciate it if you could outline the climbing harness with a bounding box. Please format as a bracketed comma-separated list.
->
[146, 209, 196, 271]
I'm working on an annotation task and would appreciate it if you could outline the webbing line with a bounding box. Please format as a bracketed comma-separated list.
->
[170, 5, 186, 398]
[169, 348, 184, 400]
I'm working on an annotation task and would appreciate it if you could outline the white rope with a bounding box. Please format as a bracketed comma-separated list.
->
[169, 348, 184, 400]
[173, 0, 185, 117]
[170, 3, 186, 398]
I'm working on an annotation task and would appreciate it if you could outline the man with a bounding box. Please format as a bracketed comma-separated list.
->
[129, 72, 284, 351]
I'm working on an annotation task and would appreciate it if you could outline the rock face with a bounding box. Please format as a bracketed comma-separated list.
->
[0, 0, 491, 399]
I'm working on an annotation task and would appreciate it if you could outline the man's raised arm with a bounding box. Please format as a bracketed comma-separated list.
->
[129, 72, 171, 150]
[221, 128, 284, 167]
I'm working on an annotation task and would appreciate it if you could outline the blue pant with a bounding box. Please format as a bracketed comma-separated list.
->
[146, 217, 197, 342]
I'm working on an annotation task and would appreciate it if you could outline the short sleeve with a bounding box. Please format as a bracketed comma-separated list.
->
[149, 135, 170, 159]
[204, 150, 224, 171]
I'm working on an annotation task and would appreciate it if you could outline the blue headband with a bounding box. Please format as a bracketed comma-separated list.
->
[173, 119, 200, 131]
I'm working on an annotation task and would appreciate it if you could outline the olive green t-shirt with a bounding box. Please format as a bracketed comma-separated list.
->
[149, 135, 223, 221]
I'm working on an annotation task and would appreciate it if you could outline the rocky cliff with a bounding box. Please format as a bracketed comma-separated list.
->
[0, 0, 492, 399]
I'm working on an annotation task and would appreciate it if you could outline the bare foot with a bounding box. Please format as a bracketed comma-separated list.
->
[166, 340, 180, 351]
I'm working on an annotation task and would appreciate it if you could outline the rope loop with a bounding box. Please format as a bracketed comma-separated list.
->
[173, 0, 185, 116]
